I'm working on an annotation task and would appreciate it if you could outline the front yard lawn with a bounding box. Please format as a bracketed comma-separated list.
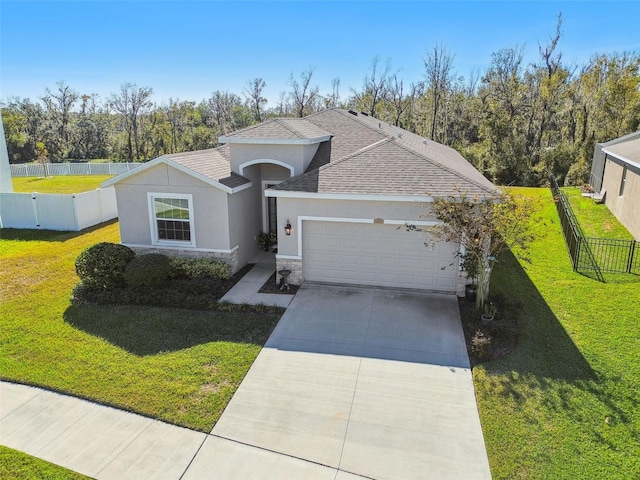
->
[0, 223, 281, 432]
[12, 175, 113, 194]
[0, 446, 90, 480]
[474, 187, 640, 479]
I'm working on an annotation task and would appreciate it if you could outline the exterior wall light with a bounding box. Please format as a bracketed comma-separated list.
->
[285, 220, 292, 236]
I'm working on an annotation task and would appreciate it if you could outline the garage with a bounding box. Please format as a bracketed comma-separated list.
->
[302, 220, 459, 292]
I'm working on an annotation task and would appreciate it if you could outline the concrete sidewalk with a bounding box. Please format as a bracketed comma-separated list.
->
[0, 381, 207, 479]
[221, 254, 294, 308]
[0, 381, 367, 479]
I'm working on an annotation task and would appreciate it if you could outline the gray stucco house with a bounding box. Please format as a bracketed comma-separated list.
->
[104, 108, 495, 294]
[590, 131, 640, 240]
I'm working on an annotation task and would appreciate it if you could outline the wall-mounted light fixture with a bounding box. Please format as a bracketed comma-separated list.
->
[285, 220, 292, 236]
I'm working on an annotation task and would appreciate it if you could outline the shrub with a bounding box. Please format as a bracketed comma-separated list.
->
[471, 329, 492, 360]
[75, 242, 135, 288]
[124, 254, 171, 288]
[169, 257, 230, 279]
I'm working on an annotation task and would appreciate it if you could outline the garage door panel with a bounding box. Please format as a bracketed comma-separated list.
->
[303, 221, 458, 292]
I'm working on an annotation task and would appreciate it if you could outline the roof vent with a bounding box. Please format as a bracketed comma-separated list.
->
[397, 133, 403, 138]
[360, 112, 368, 116]
[379, 123, 382, 128]
[423, 139, 428, 144]
[347, 109, 357, 116]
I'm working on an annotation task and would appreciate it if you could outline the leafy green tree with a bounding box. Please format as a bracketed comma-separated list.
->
[426, 191, 539, 310]
[1, 104, 35, 163]
[71, 94, 111, 159]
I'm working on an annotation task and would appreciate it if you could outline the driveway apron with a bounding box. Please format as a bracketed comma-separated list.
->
[196, 284, 491, 479]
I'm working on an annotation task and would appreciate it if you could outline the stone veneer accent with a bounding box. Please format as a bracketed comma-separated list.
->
[127, 245, 240, 274]
[276, 257, 303, 286]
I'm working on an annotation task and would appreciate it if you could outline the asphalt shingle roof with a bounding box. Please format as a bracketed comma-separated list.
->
[272, 136, 494, 197]
[131, 108, 494, 196]
[163, 145, 249, 188]
[603, 135, 640, 167]
[277, 108, 495, 196]
[220, 118, 331, 141]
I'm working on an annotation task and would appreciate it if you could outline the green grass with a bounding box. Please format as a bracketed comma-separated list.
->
[474, 187, 640, 479]
[0, 223, 281, 432]
[0, 446, 90, 480]
[12, 175, 114, 194]
[562, 187, 634, 239]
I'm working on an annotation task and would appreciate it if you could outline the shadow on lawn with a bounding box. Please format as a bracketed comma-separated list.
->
[0, 219, 118, 243]
[488, 249, 594, 381]
[485, 249, 633, 424]
[63, 303, 280, 356]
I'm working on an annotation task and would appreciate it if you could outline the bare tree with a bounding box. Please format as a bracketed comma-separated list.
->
[326, 77, 341, 108]
[205, 91, 244, 135]
[110, 83, 153, 161]
[388, 75, 408, 126]
[289, 69, 320, 117]
[424, 44, 455, 140]
[353, 56, 393, 116]
[42, 81, 78, 158]
[244, 78, 267, 122]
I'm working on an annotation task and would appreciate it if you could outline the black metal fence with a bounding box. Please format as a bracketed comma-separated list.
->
[549, 176, 639, 280]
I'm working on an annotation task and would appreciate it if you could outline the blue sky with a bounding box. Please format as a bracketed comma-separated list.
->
[1, 1, 639, 106]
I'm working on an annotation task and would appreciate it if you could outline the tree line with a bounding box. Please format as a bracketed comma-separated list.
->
[2, 16, 639, 187]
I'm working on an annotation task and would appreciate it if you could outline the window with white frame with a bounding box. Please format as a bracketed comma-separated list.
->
[148, 193, 195, 246]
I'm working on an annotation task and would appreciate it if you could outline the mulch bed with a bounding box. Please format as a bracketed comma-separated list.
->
[458, 297, 519, 367]
[257, 271, 300, 295]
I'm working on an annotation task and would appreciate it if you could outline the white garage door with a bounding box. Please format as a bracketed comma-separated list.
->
[303, 221, 459, 292]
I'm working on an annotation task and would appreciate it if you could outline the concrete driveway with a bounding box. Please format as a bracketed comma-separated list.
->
[185, 284, 491, 479]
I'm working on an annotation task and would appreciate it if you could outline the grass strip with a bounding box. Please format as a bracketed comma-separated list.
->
[0, 446, 90, 480]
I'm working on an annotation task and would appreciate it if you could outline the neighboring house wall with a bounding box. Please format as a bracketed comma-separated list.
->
[602, 157, 640, 240]
[591, 143, 607, 192]
[591, 131, 640, 192]
[230, 144, 320, 176]
[114, 163, 240, 269]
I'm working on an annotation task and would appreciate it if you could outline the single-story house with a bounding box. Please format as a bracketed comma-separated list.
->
[590, 131, 640, 240]
[103, 108, 496, 294]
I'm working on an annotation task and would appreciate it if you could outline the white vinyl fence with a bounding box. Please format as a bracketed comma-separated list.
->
[10, 162, 142, 177]
[0, 187, 118, 231]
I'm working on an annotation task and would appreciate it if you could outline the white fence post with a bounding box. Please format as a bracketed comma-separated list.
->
[31, 192, 40, 228]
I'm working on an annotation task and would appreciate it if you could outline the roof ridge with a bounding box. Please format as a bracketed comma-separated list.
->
[272, 137, 395, 191]
[274, 118, 305, 138]
[331, 108, 394, 137]
[164, 145, 227, 157]
[390, 138, 494, 194]
[221, 120, 269, 137]
[319, 137, 394, 170]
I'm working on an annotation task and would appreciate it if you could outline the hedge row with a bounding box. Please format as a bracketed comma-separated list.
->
[74, 242, 230, 290]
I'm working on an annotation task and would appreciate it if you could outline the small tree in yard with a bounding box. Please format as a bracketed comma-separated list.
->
[35, 142, 49, 177]
[425, 190, 538, 310]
